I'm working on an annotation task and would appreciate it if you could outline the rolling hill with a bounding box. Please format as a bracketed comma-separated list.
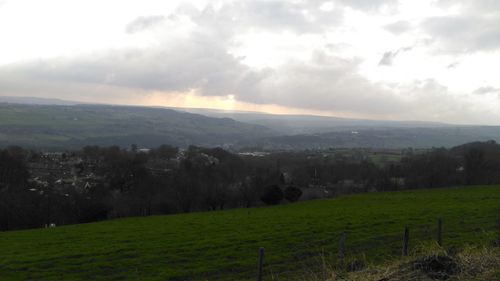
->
[1, 97, 500, 150]
[177, 107, 448, 135]
[0, 186, 498, 280]
[0, 103, 274, 149]
[250, 126, 500, 150]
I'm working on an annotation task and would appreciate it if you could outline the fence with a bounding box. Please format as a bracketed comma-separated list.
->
[255, 217, 446, 280]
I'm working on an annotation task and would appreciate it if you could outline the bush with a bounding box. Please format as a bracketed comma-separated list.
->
[284, 186, 303, 202]
[260, 185, 283, 205]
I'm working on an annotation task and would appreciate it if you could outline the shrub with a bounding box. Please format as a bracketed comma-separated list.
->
[284, 186, 303, 202]
[260, 185, 283, 205]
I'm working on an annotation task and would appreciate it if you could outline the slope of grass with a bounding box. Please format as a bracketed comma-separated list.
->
[0, 186, 499, 280]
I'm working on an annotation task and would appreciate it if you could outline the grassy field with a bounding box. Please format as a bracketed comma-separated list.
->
[0, 186, 499, 280]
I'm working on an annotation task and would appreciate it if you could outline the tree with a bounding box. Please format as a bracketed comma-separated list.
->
[237, 177, 258, 208]
[151, 145, 178, 159]
[260, 185, 283, 205]
[130, 144, 138, 153]
[283, 186, 302, 202]
[0, 149, 37, 230]
[0, 149, 29, 191]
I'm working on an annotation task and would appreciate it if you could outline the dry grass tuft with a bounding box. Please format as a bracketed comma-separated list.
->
[300, 246, 500, 281]
[455, 247, 500, 280]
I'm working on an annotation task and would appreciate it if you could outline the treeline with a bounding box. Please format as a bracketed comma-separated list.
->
[1, 141, 500, 231]
[0, 145, 291, 231]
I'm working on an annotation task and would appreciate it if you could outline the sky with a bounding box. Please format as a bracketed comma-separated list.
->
[0, 0, 500, 124]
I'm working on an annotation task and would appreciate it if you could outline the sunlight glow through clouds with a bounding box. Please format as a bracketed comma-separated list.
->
[1, 0, 500, 124]
[138, 90, 363, 118]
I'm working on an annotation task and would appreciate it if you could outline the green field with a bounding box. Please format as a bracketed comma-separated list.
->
[0, 186, 499, 280]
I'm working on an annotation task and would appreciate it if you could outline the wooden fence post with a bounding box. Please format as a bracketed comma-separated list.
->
[402, 226, 409, 256]
[437, 217, 443, 247]
[257, 247, 264, 281]
[338, 231, 347, 261]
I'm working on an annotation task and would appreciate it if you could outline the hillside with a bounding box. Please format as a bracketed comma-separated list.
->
[0, 103, 274, 149]
[1, 99, 500, 150]
[0, 97, 449, 134]
[179, 107, 448, 135]
[0, 186, 498, 280]
[249, 127, 500, 150]
[0, 96, 81, 106]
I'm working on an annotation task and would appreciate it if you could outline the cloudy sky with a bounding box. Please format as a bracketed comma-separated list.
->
[1, 0, 499, 124]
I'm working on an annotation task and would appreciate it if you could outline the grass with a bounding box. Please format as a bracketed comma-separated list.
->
[0, 186, 499, 280]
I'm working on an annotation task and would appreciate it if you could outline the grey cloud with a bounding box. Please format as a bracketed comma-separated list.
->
[400, 79, 474, 122]
[1, 0, 497, 123]
[169, 0, 400, 37]
[436, 0, 500, 13]
[422, 1, 500, 53]
[126, 15, 166, 34]
[0, 45, 416, 118]
[189, 1, 342, 35]
[473, 86, 500, 96]
[378, 47, 413, 66]
[237, 59, 491, 123]
[423, 15, 500, 52]
[236, 51, 414, 116]
[0, 43, 494, 122]
[337, 0, 399, 12]
[375, 79, 499, 124]
[0, 65, 147, 103]
[384, 20, 412, 35]
[0, 31, 251, 99]
[379, 51, 398, 66]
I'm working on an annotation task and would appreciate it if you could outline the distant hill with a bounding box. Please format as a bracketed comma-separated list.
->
[0, 103, 274, 150]
[1, 97, 500, 150]
[180, 109, 500, 150]
[178, 107, 449, 135]
[245, 126, 500, 150]
[0, 96, 82, 106]
[0, 97, 448, 135]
